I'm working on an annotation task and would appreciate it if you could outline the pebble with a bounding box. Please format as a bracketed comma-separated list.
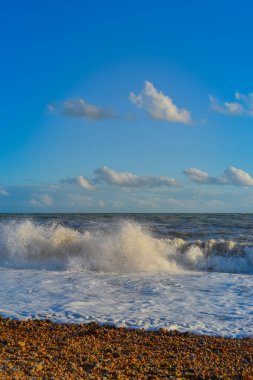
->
[0, 316, 251, 379]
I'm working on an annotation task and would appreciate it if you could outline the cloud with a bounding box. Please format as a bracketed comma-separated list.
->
[48, 98, 118, 120]
[184, 167, 253, 187]
[94, 166, 181, 188]
[60, 167, 180, 190]
[3, 175, 253, 213]
[41, 194, 53, 206]
[223, 167, 253, 186]
[130, 81, 191, 124]
[29, 199, 40, 207]
[183, 168, 220, 185]
[29, 194, 53, 207]
[61, 176, 95, 190]
[210, 92, 253, 116]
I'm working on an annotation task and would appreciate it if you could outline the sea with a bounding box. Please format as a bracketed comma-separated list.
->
[0, 213, 252, 338]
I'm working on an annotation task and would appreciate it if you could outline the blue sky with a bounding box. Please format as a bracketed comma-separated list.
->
[1, 0, 253, 212]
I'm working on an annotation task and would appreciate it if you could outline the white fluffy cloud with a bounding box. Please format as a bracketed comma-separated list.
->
[48, 98, 117, 120]
[61, 167, 180, 190]
[210, 91, 253, 116]
[61, 176, 95, 190]
[184, 167, 253, 187]
[94, 166, 180, 188]
[224, 167, 253, 186]
[130, 81, 191, 124]
[183, 168, 215, 184]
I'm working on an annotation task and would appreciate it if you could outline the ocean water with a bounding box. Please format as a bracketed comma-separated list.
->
[0, 213, 252, 337]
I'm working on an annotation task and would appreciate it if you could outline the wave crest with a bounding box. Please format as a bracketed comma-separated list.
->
[0, 220, 252, 274]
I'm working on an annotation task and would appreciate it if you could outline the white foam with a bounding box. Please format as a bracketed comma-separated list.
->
[0, 220, 253, 274]
[0, 221, 181, 272]
[0, 269, 252, 337]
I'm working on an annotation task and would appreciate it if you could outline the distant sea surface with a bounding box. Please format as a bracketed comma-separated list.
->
[0, 213, 252, 337]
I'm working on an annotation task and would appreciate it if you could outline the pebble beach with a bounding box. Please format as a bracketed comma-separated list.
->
[0, 316, 252, 379]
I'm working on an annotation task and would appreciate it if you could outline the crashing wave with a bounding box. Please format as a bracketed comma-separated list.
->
[0, 220, 252, 274]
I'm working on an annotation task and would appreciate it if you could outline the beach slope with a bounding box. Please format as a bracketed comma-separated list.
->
[0, 317, 252, 379]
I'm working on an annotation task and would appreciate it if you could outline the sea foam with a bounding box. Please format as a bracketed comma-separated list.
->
[0, 220, 252, 274]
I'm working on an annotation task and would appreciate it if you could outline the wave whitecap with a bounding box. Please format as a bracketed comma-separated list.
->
[0, 221, 253, 274]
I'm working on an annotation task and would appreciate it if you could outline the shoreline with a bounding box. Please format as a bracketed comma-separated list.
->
[0, 316, 252, 379]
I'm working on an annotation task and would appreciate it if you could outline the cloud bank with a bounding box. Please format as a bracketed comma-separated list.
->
[61, 167, 180, 190]
[94, 166, 180, 188]
[3, 168, 253, 213]
[130, 81, 191, 124]
[48, 98, 118, 120]
[62, 166, 253, 191]
[210, 92, 253, 116]
[184, 167, 253, 187]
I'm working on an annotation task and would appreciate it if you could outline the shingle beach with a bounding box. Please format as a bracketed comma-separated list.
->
[0, 316, 252, 379]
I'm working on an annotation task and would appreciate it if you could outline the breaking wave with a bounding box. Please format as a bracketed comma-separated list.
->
[0, 220, 253, 274]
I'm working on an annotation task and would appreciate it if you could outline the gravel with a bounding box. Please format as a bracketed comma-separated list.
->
[0, 316, 252, 379]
